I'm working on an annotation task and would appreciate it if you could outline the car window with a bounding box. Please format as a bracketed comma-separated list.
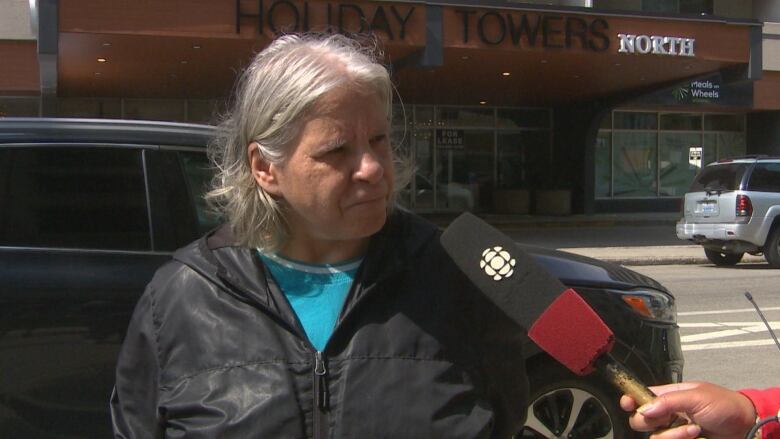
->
[179, 151, 221, 235]
[0, 146, 150, 250]
[747, 163, 780, 192]
[689, 163, 749, 192]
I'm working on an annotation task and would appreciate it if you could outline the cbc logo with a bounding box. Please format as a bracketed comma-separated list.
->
[480, 246, 516, 281]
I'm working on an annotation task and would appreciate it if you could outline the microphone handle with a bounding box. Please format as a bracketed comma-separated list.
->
[597, 355, 691, 430]
[597, 354, 655, 405]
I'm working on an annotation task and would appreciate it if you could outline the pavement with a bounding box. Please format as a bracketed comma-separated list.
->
[421, 211, 768, 266]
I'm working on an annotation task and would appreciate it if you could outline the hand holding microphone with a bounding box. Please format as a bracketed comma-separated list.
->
[620, 381, 758, 439]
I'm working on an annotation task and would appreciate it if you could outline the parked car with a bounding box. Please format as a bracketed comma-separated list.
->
[676, 156, 780, 267]
[0, 118, 682, 438]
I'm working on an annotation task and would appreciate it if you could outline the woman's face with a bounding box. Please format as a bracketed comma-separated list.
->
[254, 86, 394, 253]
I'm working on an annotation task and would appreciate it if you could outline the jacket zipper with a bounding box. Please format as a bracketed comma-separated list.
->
[313, 350, 328, 438]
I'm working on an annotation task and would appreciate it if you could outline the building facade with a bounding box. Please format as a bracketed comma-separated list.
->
[2, 0, 779, 214]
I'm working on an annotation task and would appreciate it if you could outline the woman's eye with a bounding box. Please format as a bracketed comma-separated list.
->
[370, 134, 388, 146]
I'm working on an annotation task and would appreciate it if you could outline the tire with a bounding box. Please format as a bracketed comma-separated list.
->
[704, 249, 744, 266]
[765, 227, 780, 268]
[518, 360, 635, 439]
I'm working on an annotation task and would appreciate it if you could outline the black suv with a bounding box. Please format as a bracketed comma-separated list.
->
[0, 118, 682, 438]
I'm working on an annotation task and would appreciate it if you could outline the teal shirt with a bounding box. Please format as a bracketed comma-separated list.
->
[258, 251, 361, 351]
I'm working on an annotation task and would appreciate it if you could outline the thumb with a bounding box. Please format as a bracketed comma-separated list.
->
[638, 390, 699, 419]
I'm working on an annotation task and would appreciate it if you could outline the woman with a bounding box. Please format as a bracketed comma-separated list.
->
[110, 33, 528, 438]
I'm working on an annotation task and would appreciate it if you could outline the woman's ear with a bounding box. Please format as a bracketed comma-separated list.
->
[248, 142, 282, 196]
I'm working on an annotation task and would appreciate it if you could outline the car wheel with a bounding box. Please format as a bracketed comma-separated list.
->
[519, 362, 634, 439]
[765, 227, 780, 268]
[704, 249, 744, 266]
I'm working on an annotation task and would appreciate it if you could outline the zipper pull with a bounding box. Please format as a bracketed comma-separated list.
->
[315, 351, 328, 410]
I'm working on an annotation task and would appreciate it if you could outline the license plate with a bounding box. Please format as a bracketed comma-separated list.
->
[701, 202, 716, 214]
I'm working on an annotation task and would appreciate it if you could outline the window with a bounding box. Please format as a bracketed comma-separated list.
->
[179, 152, 221, 235]
[613, 132, 658, 197]
[747, 163, 780, 193]
[614, 112, 657, 130]
[0, 147, 150, 250]
[598, 111, 746, 199]
[689, 163, 749, 192]
[641, 0, 712, 14]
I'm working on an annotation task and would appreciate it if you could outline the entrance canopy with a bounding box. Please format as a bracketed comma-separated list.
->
[53, 0, 759, 106]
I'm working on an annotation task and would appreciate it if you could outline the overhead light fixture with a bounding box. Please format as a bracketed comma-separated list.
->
[94, 72, 102, 76]
[102, 42, 111, 47]
[501, 72, 511, 76]
[192, 44, 201, 49]
[479, 100, 487, 105]
[97, 58, 107, 63]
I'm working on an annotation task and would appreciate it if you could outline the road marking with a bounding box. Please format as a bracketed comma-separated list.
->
[679, 322, 780, 328]
[678, 307, 780, 316]
[679, 320, 780, 351]
[683, 339, 780, 352]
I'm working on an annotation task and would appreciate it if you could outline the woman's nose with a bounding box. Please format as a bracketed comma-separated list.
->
[354, 148, 385, 184]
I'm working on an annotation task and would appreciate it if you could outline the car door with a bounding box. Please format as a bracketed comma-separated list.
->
[0, 145, 170, 438]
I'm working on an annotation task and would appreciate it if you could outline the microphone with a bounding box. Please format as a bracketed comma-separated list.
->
[440, 212, 656, 405]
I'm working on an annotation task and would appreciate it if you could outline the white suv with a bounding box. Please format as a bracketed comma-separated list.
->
[677, 156, 780, 267]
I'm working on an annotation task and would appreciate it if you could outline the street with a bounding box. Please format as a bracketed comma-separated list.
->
[630, 263, 780, 390]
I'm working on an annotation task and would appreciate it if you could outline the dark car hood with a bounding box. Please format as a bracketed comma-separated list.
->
[521, 244, 668, 293]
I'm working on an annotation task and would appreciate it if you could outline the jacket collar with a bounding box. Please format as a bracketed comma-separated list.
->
[172, 209, 439, 321]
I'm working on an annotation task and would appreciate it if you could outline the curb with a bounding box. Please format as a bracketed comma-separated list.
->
[563, 249, 767, 266]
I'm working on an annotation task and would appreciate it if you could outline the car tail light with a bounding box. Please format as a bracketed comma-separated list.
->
[736, 194, 753, 218]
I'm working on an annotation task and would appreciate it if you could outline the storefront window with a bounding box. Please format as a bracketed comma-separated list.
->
[702, 133, 718, 167]
[660, 113, 702, 131]
[57, 98, 122, 118]
[715, 132, 746, 159]
[411, 130, 434, 210]
[0, 97, 39, 117]
[187, 100, 219, 124]
[392, 104, 551, 212]
[414, 106, 434, 128]
[659, 132, 701, 196]
[595, 131, 611, 197]
[496, 109, 550, 129]
[436, 130, 493, 211]
[613, 132, 657, 197]
[437, 107, 494, 128]
[704, 114, 744, 131]
[614, 111, 657, 130]
[124, 99, 186, 121]
[599, 111, 745, 199]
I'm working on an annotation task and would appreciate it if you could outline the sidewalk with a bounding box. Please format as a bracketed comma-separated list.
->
[423, 212, 768, 267]
[563, 245, 766, 266]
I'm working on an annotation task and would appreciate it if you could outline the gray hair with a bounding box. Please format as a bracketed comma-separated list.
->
[206, 33, 410, 251]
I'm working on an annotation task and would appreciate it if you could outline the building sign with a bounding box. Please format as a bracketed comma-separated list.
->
[689, 147, 702, 168]
[236, 0, 417, 40]
[672, 78, 721, 103]
[436, 129, 464, 149]
[452, 10, 609, 51]
[617, 33, 695, 57]
[634, 73, 752, 107]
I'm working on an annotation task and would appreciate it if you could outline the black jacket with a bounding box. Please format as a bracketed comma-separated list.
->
[110, 210, 528, 438]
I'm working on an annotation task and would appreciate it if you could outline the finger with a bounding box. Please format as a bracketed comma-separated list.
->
[647, 382, 703, 396]
[648, 424, 702, 439]
[629, 413, 670, 432]
[620, 394, 639, 412]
